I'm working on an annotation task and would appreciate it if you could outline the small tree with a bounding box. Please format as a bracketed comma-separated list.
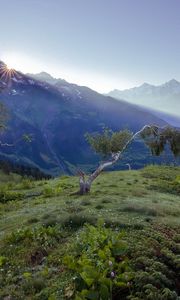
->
[76, 125, 180, 195]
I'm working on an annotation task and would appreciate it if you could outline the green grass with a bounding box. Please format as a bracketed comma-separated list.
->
[0, 165, 179, 299]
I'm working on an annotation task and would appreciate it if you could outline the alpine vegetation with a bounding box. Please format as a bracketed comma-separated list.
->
[75, 125, 180, 194]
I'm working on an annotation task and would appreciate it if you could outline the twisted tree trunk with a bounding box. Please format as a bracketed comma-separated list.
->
[77, 152, 121, 195]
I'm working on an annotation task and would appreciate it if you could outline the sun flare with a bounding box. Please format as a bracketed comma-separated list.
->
[1, 52, 45, 75]
[6, 63, 14, 71]
[2, 53, 21, 72]
[0, 64, 17, 81]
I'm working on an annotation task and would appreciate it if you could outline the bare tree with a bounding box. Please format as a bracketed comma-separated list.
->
[75, 125, 180, 195]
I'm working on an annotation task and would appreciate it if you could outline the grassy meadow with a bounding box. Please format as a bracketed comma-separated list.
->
[0, 165, 179, 299]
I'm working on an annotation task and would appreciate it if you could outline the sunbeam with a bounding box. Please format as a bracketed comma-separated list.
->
[0, 63, 17, 82]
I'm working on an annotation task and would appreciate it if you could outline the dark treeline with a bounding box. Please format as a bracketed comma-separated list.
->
[0, 159, 52, 180]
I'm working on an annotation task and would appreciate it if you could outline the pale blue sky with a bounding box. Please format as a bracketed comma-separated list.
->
[0, 0, 180, 92]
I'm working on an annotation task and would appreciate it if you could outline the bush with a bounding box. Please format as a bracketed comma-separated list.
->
[43, 186, 55, 197]
[64, 222, 133, 299]
[6, 226, 61, 247]
[0, 188, 24, 203]
[95, 204, 104, 210]
[22, 275, 45, 294]
[20, 178, 34, 189]
[27, 217, 39, 224]
[127, 227, 180, 300]
[62, 214, 97, 230]
[42, 215, 59, 228]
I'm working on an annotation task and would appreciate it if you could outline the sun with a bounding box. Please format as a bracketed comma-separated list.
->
[2, 54, 18, 71]
[1, 52, 45, 74]
[6, 62, 14, 71]
[0, 58, 17, 81]
[0, 65, 16, 80]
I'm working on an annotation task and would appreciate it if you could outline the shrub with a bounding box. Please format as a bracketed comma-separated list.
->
[0, 188, 24, 203]
[95, 204, 104, 210]
[0, 256, 6, 267]
[22, 275, 45, 294]
[27, 217, 39, 224]
[6, 226, 61, 247]
[43, 186, 55, 197]
[20, 178, 34, 189]
[66, 204, 83, 213]
[42, 216, 59, 228]
[62, 214, 97, 230]
[64, 222, 133, 299]
[127, 228, 180, 300]
[102, 199, 111, 204]
[104, 219, 144, 230]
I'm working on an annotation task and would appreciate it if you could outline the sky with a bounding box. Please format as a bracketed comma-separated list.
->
[0, 0, 180, 93]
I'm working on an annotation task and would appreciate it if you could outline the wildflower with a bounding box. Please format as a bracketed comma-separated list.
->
[127, 282, 131, 287]
[109, 260, 113, 266]
[110, 271, 115, 278]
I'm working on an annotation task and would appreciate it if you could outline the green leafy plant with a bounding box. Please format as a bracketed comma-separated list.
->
[85, 128, 132, 157]
[20, 178, 35, 189]
[0, 188, 24, 203]
[0, 255, 6, 267]
[64, 221, 133, 299]
[127, 227, 180, 300]
[62, 214, 97, 231]
[43, 186, 55, 197]
[6, 225, 61, 248]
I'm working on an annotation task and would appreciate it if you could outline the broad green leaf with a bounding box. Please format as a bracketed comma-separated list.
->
[80, 272, 95, 286]
[100, 284, 109, 300]
[115, 281, 127, 288]
[99, 277, 112, 287]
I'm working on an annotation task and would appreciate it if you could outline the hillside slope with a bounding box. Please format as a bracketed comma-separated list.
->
[0, 165, 179, 299]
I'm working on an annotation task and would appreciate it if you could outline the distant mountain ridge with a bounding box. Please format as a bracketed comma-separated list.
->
[108, 79, 180, 117]
[0, 61, 178, 175]
[26, 71, 67, 86]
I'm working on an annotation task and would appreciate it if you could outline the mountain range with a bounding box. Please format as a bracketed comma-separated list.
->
[108, 80, 180, 118]
[30, 73, 180, 127]
[0, 61, 179, 175]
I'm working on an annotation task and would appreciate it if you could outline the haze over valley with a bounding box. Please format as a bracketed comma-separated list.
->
[108, 79, 180, 117]
[2, 60, 178, 175]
